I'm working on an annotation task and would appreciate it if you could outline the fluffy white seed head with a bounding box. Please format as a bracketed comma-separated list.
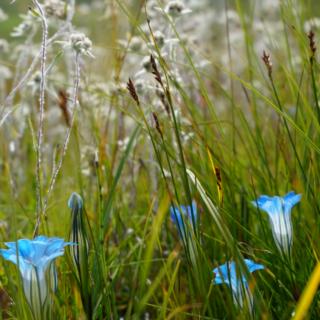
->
[70, 32, 94, 57]
[44, 0, 66, 19]
[0, 8, 8, 22]
[165, 1, 191, 17]
[153, 30, 165, 47]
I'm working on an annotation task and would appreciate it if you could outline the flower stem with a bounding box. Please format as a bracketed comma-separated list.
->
[33, 0, 48, 238]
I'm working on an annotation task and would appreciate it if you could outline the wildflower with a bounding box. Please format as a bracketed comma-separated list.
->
[146, 0, 159, 19]
[165, 1, 191, 17]
[213, 259, 265, 310]
[0, 8, 8, 22]
[70, 32, 94, 57]
[44, 0, 66, 19]
[252, 191, 301, 255]
[153, 30, 165, 48]
[68, 192, 89, 275]
[132, 78, 147, 95]
[0, 39, 9, 54]
[0, 236, 72, 319]
[0, 66, 12, 80]
[11, 14, 34, 38]
[27, 71, 42, 95]
[141, 55, 153, 72]
[170, 201, 197, 238]
[68, 193, 91, 316]
[303, 17, 320, 32]
[129, 36, 144, 52]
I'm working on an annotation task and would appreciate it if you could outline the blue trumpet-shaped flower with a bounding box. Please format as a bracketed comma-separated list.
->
[252, 191, 301, 254]
[170, 201, 197, 238]
[213, 259, 265, 309]
[0, 236, 72, 319]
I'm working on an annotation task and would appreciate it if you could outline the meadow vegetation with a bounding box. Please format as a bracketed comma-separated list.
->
[0, 0, 320, 319]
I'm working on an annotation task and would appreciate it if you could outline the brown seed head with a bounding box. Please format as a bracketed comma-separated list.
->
[262, 50, 272, 77]
[308, 30, 317, 58]
[152, 112, 163, 136]
[126, 78, 140, 106]
[57, 90, 71, 127]
[150, 54, 163, 85]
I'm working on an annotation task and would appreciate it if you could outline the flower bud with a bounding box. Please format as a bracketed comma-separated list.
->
[68, 192, 91, 316]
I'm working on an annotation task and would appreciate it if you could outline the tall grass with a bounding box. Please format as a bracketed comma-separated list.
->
[0, 0, 320, 319]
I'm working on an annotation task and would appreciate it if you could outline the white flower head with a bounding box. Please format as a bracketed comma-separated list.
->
[0, 39, 9, 54]
[129, 36, 144, 52]
[0, 66, 12, 80]
[164, 1, 192, 18]
[44, 0, 66, 19]
[11, 14, 34, 38]
[141, 55, 153, 72]
[0, 8, 8, 22]
[70, 32, 94, 57]
[152, 30, 165, 48]
[304, 17, 320, 33]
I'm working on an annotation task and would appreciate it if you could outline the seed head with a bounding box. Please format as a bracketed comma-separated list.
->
[11, 16, 33, 38]
[127, 78, 140, 106]
[129, 36, 143, 52]
[141, 55, 153, 72]
[70, 32, 94, 57]
[307, 30, 317, 59]
[152, 112, 163, 136]
[0, 66, 12, 80]
[153, 30, 165, 48]
[262, 50, 272, 77]
[165, 1, 188, 17]
[44, 0, 66, 19]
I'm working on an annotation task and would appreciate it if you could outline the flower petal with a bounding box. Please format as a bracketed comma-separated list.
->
[244, 259, 265, 273]
[282, 191, 301, 214]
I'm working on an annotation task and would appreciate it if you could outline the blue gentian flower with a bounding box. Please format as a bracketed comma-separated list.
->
[0, 236, 72, 319]
[68, 192, 88, 268]
[170, 200, 197, 238]
[213, 259, 265, 310]
[68, 192, 91, 316]
[252, 191, 301, 254]
[68, 192, 89, 278]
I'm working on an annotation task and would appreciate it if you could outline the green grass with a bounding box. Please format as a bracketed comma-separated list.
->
[0, 0, 320, 319]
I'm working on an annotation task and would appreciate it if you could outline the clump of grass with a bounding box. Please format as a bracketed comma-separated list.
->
[0, 0, 320, 319]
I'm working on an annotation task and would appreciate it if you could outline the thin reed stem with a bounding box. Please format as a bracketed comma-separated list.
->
[33, 0, 48, 237]
[42, 52, 81, 217]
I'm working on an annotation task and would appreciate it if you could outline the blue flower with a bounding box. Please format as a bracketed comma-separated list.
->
[170, 201, 197, 238]
[68, 192, 87, 267]
[213, 259, 265, 309]
[252, 191, 301, 254]
[0, 236, 72, 319]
